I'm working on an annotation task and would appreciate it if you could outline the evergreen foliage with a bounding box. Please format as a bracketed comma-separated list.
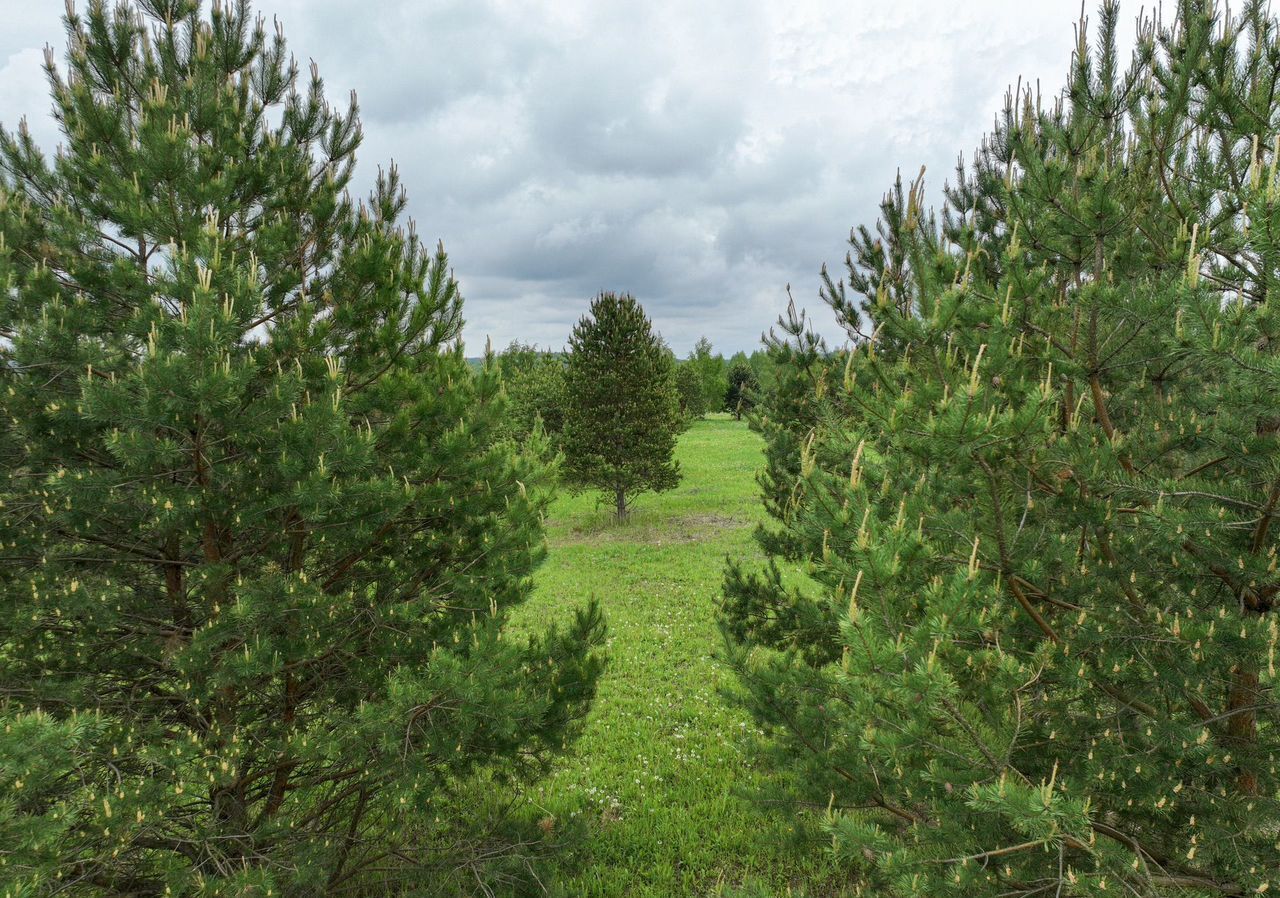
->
[562, 292, 681, 520]
[0, 2, 605, 893]
[496, 340, 567, 449]
[745, 349, 780, 398]
[724, 3, 1280, 895]
[743, 301, 840, 563]
[676, 363, 708, 422]
[494, 340, 544, 382]
[725, 360, 760, 421]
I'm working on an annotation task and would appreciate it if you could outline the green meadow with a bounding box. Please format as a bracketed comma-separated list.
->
[512, 416, 845, 897]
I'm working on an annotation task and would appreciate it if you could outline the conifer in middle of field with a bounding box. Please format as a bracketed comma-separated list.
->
[561, 292, 682, 520]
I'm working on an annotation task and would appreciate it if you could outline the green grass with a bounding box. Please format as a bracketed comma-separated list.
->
[512, 416, 847, 897]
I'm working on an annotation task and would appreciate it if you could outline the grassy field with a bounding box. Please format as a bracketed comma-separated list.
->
[512, 416, 845, 897]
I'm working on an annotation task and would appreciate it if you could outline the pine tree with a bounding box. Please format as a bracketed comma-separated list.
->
[723, 3, 1280, 895]
[0, 2, 604, 893]
[725, 359, 759, 421]
[562, 292, 681, 520]
[739, 298, 839, 564]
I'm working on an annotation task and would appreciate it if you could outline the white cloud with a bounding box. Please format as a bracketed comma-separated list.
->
[0, 47, 59, 151]
[0, 0, 1093, 354]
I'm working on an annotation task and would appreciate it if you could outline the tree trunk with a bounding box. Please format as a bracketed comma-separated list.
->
[614, 488, 627, 522]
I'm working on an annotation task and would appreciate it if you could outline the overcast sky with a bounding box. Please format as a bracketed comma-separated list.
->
[0, 1, 1088, 355]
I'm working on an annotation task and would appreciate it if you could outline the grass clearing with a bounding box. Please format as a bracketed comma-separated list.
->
[512, 416, 846, 897]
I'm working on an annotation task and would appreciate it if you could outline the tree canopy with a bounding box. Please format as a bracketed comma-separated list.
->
[561, 292, 682, 520]
[0, 3, 603, 893]
[724, 3, 1280, 895]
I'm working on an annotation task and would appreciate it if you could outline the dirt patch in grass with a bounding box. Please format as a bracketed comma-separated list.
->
[549, 511, 749, 548]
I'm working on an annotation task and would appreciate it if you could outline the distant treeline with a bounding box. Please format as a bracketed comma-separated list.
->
[487, 336, 777, 440]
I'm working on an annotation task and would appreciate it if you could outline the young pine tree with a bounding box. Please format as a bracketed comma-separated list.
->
[724, 3, 1280, 896]
[562, 292, 681, 520]
[0, 2, 604, 894]
[725, 359, 759, 421]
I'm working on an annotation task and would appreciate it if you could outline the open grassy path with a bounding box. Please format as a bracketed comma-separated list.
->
[512, 417, 843, 897]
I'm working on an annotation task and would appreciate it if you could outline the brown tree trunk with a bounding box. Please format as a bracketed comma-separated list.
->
[1227, 666, 1260, 795]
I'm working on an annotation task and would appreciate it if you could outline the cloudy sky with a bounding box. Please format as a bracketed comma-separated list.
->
[0, 0, 1089, 355]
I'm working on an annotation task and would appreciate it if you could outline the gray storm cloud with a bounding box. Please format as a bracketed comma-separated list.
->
[0, 0, 1083, 354]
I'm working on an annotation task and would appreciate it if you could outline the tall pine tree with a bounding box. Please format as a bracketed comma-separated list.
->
[0, 2, 604, 893]
[724, 3, 1280, 895]
[562, 292, 681, 520]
